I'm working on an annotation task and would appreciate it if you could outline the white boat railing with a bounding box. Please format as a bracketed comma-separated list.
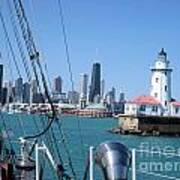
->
[35, 141, 57, 180]
[89, 146, 94, 180]
[13, 139, 180, 180]
[132, 148, 136, 180]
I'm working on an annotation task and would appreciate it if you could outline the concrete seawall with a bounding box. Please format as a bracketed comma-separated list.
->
[113, 115, 180, 135]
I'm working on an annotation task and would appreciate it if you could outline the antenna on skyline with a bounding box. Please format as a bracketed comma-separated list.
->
[95, 48, 99, 59]
[0, 52, 2, 63]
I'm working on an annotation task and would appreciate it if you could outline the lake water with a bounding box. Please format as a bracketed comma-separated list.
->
[1, 113, 180, 179]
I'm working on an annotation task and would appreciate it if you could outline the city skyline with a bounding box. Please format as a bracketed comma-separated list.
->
[0, 1, 180, 100]
[0, 49, 179, 104]
[0, 61, 124, 105]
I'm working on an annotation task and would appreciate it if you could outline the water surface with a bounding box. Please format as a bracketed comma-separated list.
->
[1, 113, 180, 179]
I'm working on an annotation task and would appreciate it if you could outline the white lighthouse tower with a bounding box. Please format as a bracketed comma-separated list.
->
[150, 48, 172, 113]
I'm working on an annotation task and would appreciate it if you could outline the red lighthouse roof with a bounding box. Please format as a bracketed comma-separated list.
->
[171, 101, 180, 107]
[130, 95, 160, 105]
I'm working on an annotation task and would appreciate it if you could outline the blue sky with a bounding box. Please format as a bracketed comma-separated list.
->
[1, 0, 180, 100]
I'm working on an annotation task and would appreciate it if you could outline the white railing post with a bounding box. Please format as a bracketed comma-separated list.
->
[35, 142, 58, 180]
[42, 142, 56, 169]
[132, 148, 136, 180]
[89, 146, 94, 180]
[35, 143, 39, 180]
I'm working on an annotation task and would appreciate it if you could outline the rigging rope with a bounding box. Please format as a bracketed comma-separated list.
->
[13, 0, 43, 97]
[13, 0, 55, 138]
[56, 0, 85, 158]
[40, 115, 64, 165]
[12, 0, 77, 178]
[57, 0, 74, 92]
[11, 0, 78, 178]
[0, 10, 21, 78]
[0, 112, 15, 156]
[28, 0, 53, 93]
[0, 12, 26, 137]
[82, 152, 90, 180]
[7, 0, 32, 83]
[55, 121, 77, 179]
[44, 62, 53, 94]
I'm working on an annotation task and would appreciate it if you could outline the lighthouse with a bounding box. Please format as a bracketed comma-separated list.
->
[150, 48, 172, 113]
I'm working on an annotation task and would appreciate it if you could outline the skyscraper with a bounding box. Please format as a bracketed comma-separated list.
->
[30, 79, 38, 103]
[0, 64, 3, 103]
[111, 87, 116, 102]
[15, 77, 23, 103]
[101, 79, 105, 99]
[106, 87, 116, 104]
[31, 79, 38, 95]
[4, 81, 13, 104]
[1, 87, 7, 105]
[68, 91, 79, 104]
[119, 91, 125, 102]
[23, 82, 30, 103]
[30, 79, 44, 103]
[79, 73, 88, 100]
[53, 76, 62, 93]
[89, 63, 101, 103]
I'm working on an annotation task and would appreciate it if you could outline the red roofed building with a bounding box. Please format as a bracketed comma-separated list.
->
[130, 95, 160, 105]
[170, 101, 180, 117]
[125, 95, 163, 116]
[171, 101, 180, 106]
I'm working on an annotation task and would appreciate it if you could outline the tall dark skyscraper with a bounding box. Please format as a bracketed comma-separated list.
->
[89, 62, 101, 103]
[23, 82, 30, 103]
[15, 77, 23, 102]
[1, 87, 7, 105]
[54, 76, 62, 93]
[0, 64, 3, 103]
